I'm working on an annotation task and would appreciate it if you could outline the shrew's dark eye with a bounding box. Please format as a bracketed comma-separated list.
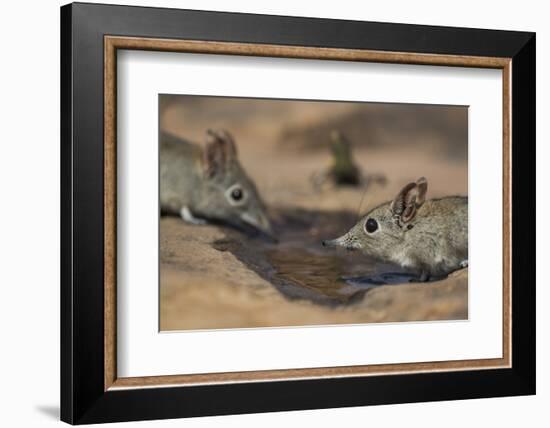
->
[231, 187, 243, 201]
[226, 184, 247, 206]
[365, 218, 378, 233]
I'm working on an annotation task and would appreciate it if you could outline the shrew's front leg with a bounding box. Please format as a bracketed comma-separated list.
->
[180, 206, 207, 225]
[418, 270, 430, 282]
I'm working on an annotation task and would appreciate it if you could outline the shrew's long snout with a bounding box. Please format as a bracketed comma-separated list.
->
[322, 238, 340, 247]
[322, 232, 360, 250]
[240, 211, 276, 241]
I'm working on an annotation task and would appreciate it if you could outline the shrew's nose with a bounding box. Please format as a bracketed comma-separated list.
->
[322, 239, 338, 247]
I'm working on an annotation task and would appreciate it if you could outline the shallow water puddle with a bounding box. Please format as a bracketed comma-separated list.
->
[265, 247, 358, 303]
[263, 244, 414, 306]
[343, 272, 420, 287]
[214, 208, 420, 307]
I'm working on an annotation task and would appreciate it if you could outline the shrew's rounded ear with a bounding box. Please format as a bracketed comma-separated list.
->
[202, 129, 237, 178]
[390, 177, 428, 224]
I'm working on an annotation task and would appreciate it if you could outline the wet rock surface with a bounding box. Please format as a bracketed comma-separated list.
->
[160, 214, 468, 331]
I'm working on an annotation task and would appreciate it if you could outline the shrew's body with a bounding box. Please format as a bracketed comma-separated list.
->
[323, 178, 468, 281]
[160, 130, 272, 237]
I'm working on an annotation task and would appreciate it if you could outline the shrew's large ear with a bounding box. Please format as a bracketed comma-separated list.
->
[390, 177, 428, 224]
[202, 129, 238, 178]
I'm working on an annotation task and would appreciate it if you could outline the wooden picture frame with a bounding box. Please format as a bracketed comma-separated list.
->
[61, 2, 535, 424]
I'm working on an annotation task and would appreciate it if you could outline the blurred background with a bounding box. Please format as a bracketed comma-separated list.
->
[160, 95, 467, 211]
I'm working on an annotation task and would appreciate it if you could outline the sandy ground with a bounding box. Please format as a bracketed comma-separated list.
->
[159, 97, 468, 331]
[160, 218, 467, 331]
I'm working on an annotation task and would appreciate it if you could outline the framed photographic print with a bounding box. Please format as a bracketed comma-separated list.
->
[60, 2, 535, 424]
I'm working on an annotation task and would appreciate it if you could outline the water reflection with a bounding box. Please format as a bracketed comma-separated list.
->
[214, 208, 427, 307]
